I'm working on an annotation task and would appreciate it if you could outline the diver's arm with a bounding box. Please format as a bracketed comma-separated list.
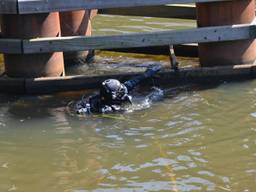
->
[76, 94, 100, 114]
[124, 65, 161, 91]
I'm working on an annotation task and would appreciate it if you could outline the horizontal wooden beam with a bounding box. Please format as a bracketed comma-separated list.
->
[0, 77, 25, 93]
[0, 36, 198, 56]
[0, 0, 17, 14]
[17, 0, 231, 14]
[0, 64, 255, 94]
[0, 39, 22, 54]
[99, 4, 196, 19]
[22, 22, 256, 54]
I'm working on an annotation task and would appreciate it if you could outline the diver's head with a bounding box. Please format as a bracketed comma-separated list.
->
[100, 79, 131, 105]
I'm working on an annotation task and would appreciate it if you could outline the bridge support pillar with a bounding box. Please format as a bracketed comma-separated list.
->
[1, 13, 64, 78]
[196, 0, 256, 67]
[60, 10, 96, 66]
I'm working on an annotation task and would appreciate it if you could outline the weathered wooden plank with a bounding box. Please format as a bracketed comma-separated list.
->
[0, 39, 22, 54]
[18, 0, 231, 14]
[0, 0, 17, 14]
[99, 4, 196, 19]
[22, 23, 256, 54]
[0, 63, 254, 94]
[21, 64, 256, 94]
[0, 77, 25, 93]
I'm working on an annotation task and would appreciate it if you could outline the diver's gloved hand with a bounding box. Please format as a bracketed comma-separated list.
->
[124, 64, 162, 92]
[143, 65, 162, 78]
[121, 94, 132, 104]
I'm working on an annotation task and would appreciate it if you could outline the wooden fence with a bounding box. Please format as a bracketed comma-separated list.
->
[0, 0, 253, 55]
[0, 0, 255, 94]
[0, 0, 230, 14]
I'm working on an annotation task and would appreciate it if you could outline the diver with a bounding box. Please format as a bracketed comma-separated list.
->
[75, 65, 162, 114]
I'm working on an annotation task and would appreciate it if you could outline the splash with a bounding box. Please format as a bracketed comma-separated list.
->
[125, 87, 164, 112]
[67, 87, 164, 116]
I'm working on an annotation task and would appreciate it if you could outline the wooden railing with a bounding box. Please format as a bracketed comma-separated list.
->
[0, 0, 255, 94]
[0, 0, 253, 55]
[21, 21, 256, 54]
[0, 0, 230, 14]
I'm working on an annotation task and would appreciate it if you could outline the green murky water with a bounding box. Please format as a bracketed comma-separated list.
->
[0, 15, 256, 192]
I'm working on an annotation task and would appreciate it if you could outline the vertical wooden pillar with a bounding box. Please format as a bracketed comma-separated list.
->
[60, 10, 97, 65]
[196, 0, 256, 67]
[1, 13, 64, 78]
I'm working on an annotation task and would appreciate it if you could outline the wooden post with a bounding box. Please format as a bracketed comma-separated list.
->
[196, 0, 256, 67]
[169, 45, 179, 70]
[59, 10, 97, 65]
[1, 13, 64, 78]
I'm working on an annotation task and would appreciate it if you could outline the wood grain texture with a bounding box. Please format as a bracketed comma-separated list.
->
[18, 0, 231, 14]
[0, 63, 254, 94]
[22, 23, 256, 54]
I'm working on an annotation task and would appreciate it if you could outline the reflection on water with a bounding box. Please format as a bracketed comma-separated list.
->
[0, 81, 256, 191]
[0, 15, 255, 192]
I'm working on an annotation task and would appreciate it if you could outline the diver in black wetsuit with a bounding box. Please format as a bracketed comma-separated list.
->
[75, 65, 161, 114]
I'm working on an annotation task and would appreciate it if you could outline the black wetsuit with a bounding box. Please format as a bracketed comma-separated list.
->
[76, 66, 161, 114]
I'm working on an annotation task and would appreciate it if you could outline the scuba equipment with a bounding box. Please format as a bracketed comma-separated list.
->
[75, 65, 161, 114]
[100, 79, 132, 106]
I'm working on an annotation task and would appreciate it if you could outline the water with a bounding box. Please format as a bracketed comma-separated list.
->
[0, 15, 256, 192]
